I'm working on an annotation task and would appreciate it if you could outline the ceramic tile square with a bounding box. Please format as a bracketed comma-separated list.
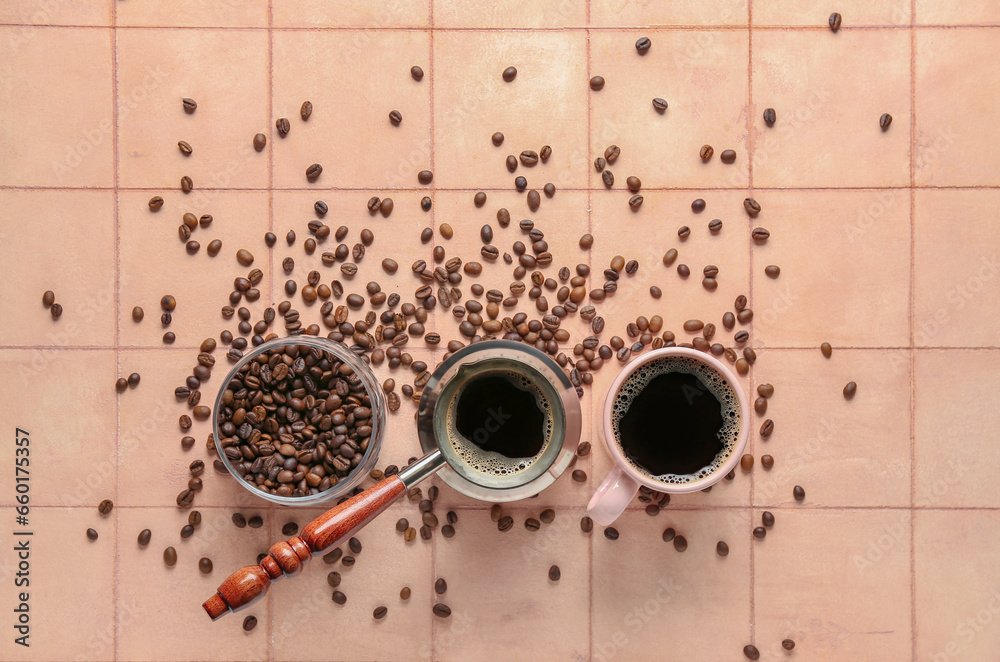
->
[590, 0, 749, 27]
[753, 1, 909, 26]
[752, 349, 911, 508]
[915, 29, 1000, 186]
[590, 30, 750, 189]
[0, 26, 113, 187]
[434, 507, 590, 661]
[590, 189, 752, 342]
[269, 190, 432, 331]
[0, 350, 116, 507]
[915, 510, 1000, 661]
[592, 509, 752, 662]
[273, 503, 434, 661]
[752, 29, 911, 188]
[0, 508, 114, 662]
[116, 507, 271, 661]
[914, 189, 1000, 348]
[271, 0, 430, 28]
[914, 349, 1000, 508]
[432, 30, 589, 189]
[917, 0, 1000, 25]
[117, 0, 269, 27]
[118, 189, 270, 348]
[755, 510, 912, 661]
[116, 28, 269, 189]
[0, 0, 110, 25]
[271, 30, 431, 189]
[433, 0, 587, 28]
[749, 189, 911, 349]
[0, 190, 117, 347]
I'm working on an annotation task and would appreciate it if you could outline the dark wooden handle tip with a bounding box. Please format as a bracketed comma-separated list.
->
[203, 475, 407, 620]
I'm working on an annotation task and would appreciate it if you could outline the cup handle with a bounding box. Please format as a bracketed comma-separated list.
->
[587, 465, 640, 526]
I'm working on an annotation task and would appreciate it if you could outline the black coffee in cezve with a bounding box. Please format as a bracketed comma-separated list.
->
[455, 373, 545, 458]
[613, 357, 739, 481]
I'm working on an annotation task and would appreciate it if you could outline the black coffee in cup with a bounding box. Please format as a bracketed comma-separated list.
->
[611, 356, 740, 482]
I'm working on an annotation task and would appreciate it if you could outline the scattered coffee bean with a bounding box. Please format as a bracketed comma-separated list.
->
[276, 118, 290, 136]
[178, 140, 192, 156]
[652, 97, 668, 113]
[410, 65, 424, 81]
[763, 107, 776, 125]
[548, 565, 561, 581]
[662, 528, 676, 542]
[740, 454, 754, 471]
[580, 516, 593, 533]
[821, 342, 833, 358]
[700, 144, 714, 161]
[744, 644, 761, 660]
[163, 546, 177, 566]
[762, 511, 775, 527]
[433, 603, 451, 618]
[86, 528, 98, 541]
[880, 113, 893, 131]
[332, 591, 347, 605]
[673, 535, 687, 552]
[182, 98, 197, 113]
[829, 12, 842, 31]
[760, 419, 774, 437]
[180, 176, 193, 193]
[720, 149, 736, 164]
[604, 527, 619, 541]
[498, 515, 514, 532]
[491, 132, 504, 146]
[793, 485, 806, 501]
[764, 264, 780, 278]
[717, 541, 729, 557]
[744, 198, 761, 217]
[389, 110, 402, 126]
[589, 76, 605, 90]
[236, 249, 254, 266]
[761, 454, 774, 470]
[98, 499, 114, 515]
[380, 198, 394, 217]
[148, 196, 164, 211]
[782, 639, 795, 650]
[243, 615, 257, 632]
[628, 194, 643, 209]
[199, 557, 213, 574]
[502, 66, 517, 82]
[253, 133, 266, 151]
[843, 381, 857, 399]
[373, 606, 388, 620]
[50, 303, 63, 319]
[635, 36, 651, 54]
[306, 163, 323, 181]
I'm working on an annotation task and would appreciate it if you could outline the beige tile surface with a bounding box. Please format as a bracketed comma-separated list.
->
[2, 4, 1000, 661]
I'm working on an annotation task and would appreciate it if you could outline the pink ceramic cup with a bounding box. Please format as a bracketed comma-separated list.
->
[587, 347, 750, 526]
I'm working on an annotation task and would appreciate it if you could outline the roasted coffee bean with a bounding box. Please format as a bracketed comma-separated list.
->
[829, 12, 842, 31]
[635, 36, 651, 54]
[661, 527, 676, 543]
[388, 109, 403, 126]
[433, 603, 451, 618]
[720, 149, 736, 164]
[580, 515, 594, 533]
[760, 419, 774, 437]
[741, 454, 754, 471]
[410, 64, 424, 81]
[548, 565, 561, 582]
[380, 198, 394, 217]
[880, 112, 893, 131]
[763, 107, 776, 125]
[700, 144, 714, 161]
[764, 264, 780, 278]
[793, 485, 806, 501]
[475, 191, 488, 208]
[677, 227, 690, 241]
[524, 518, 541, 531]
[626, 176, 642, 192]
[242, 615, 257, 632]
[137, 529, 152, 546]
[520, 150, 539, 167]
[332, 591, 347, 605]
[754, 397, 767, 415]
[116, 377, 128, 393]
[300, 100, 313, 121]
[253, 133, 267, 151]
[628, 194, 644, 209]
[178, 140, 192, 156]
[605, 145, 620, 163]
[691, 198, 706, 213]
[236, 249, 254, 266]
[843, 381, 857, 399]
[744, 644, 761, 660]
[652, 97, 668, 113]
[572, 469, 587, 482]
[761, 511, 775, 528]
[673, 535, 687, 552]
[603, 527, 619, 541]
[498, 515, 514, 532]
[782, 639, 795, 651]
[163, 546, 177, 566]
[306, 163, 323, 181]
[602, 170, 614, 188]
[821, 342, 833, 358]
[502, 66, 517, 82]
[744, 198, 762, 217]
[275, 117, 290, 136]
[590, 75, 605, 90]
[372, 605, 388, 620]
[717, 541, 729, 556]
[752, 527, 766, 540]
[180, 524, 195, 538]
[182, 98, 197, 113]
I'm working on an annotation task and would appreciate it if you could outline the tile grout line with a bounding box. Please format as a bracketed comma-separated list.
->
[908, 1, 918, 659]
[746, 0, 756, 648]
[6, 184, 1000, 192]
[8, 23, 1000, 31]
[428, 3, 438, 657]
[10, 503, 1000, 512]
[110, 2, 121, 658]
[6, 344, 998, 352]
[266, 3, 275, 660]
[584, 1, 594, 659]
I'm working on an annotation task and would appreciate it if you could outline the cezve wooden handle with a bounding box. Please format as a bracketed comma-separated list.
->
[203, 475, 406, 620]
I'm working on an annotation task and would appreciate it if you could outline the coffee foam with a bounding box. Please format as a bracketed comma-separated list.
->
[445, 370, 553, 477]
[611, 356, 740, 484]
